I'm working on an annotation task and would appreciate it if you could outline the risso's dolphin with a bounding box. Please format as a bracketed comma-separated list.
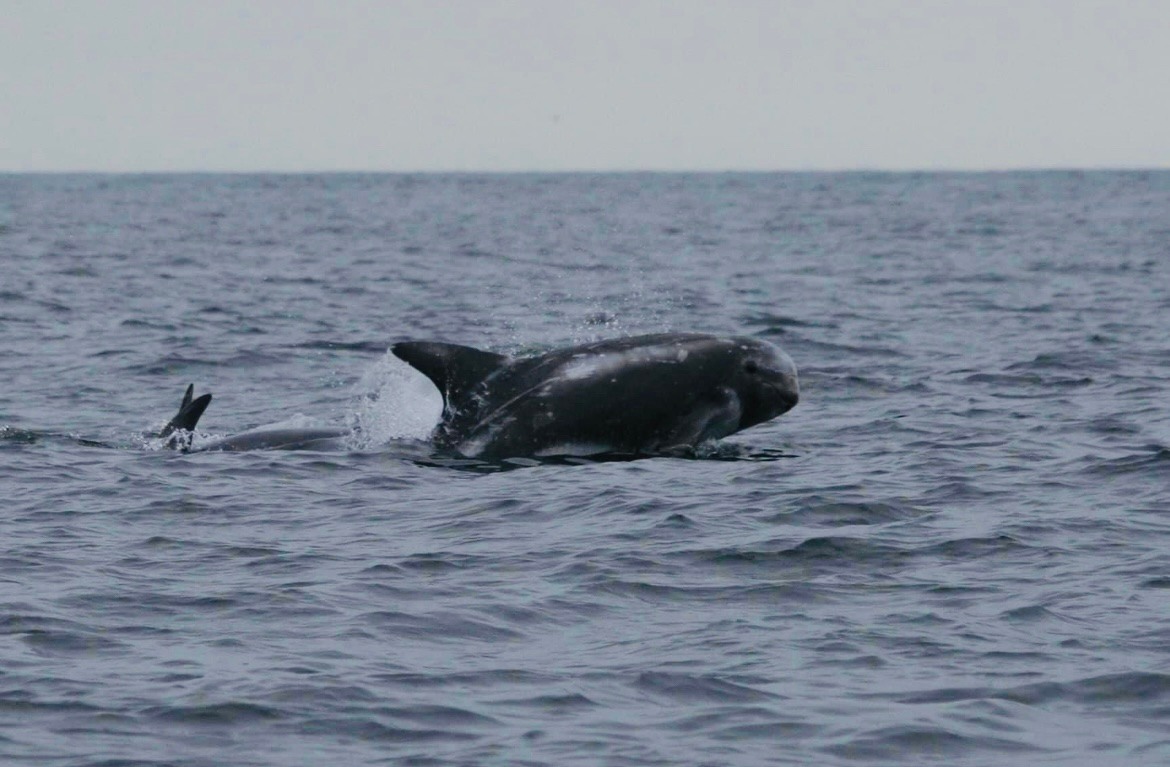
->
[392, 332, 798, 459]
[159, 333, 798, 459]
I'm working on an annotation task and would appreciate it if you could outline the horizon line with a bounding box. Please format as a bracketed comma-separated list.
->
[3, 165, 1168, 176]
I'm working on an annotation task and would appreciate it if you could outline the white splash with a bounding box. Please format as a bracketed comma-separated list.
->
[346, 350, 443, 449]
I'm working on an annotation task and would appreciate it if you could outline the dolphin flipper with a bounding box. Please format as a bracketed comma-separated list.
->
[159, 384, 212, 448]
[656, 386, 743, 453]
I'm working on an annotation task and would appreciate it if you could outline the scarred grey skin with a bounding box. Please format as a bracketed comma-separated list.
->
[392, 333, 799, 459]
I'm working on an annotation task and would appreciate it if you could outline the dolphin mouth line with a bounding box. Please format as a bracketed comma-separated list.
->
[765, 381, 800, 412]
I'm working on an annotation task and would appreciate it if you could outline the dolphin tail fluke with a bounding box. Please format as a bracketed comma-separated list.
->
[159, 384, 212, 448]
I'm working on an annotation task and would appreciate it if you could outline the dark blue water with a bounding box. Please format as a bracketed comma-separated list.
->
[2, 172, 1169, 766]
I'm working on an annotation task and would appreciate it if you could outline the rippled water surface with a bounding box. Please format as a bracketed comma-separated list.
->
[2, 172, 1169, 766]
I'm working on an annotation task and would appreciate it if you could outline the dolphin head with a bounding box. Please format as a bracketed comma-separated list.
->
[728, 338, 800, 430]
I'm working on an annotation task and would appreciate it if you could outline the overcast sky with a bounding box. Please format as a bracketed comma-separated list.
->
[3, 0, 1168, 172]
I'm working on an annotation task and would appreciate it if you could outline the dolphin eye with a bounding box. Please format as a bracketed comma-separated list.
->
[744, 360, 760, 375]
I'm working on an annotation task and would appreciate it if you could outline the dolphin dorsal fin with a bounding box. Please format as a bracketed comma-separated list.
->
[391, 341, 508, 411]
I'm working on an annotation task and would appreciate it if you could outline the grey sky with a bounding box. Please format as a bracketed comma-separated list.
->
[3, 0, 1168, 172]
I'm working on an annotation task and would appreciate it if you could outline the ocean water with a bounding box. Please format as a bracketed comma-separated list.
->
[1, 171, 1169, 766]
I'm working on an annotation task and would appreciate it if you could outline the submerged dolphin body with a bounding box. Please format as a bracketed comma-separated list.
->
[160, 333, 798, 459]
[159, 384, 348, 452]
[392, 333, 799, 459]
